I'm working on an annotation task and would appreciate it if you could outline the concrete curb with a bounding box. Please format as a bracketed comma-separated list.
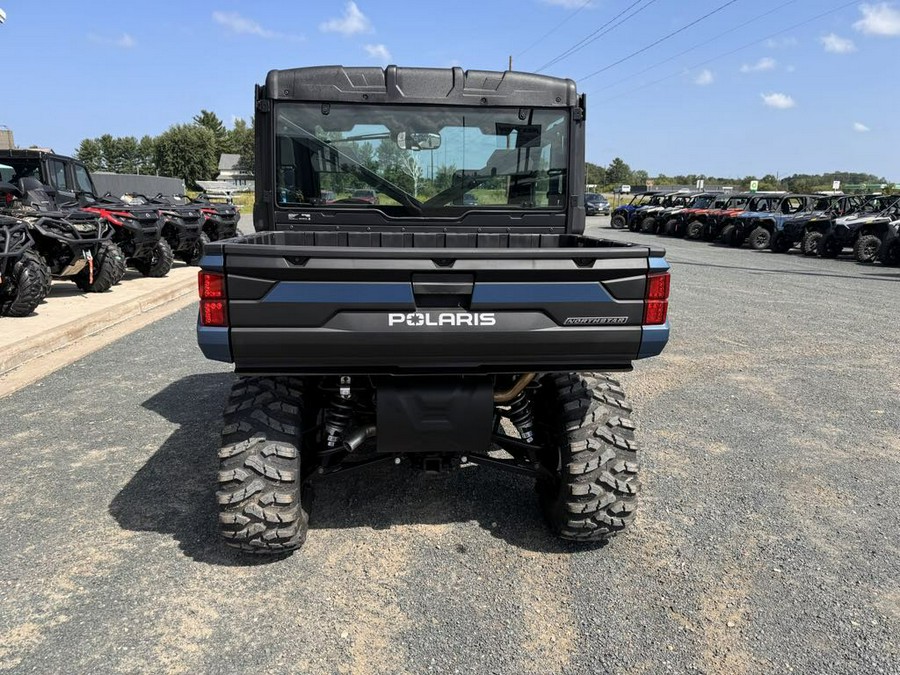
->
[0, 274, 197, 377]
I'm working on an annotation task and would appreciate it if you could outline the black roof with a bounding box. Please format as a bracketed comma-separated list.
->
[264, 66, 578, 108]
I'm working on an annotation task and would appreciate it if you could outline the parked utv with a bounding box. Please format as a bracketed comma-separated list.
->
[685, 192, 754, 240]
[629, 191, 674, 232]
[771, 194, 860, 254]
[851, 200, 900, 263]
[877, 218, 900, 266]
[818, 195, 900, 259]
[640, 192, 697, 234]
[797, 195, 868, 256]
[610, 191, 660, 229]
[0, 215, 49, 316]
[197, 65, 671, 554]
[0, 179, 125, 292]
[662, 193, 727, 237]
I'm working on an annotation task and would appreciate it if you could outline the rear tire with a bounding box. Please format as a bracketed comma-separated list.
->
[853, 234, 880, 263]
[802, 231, 822, 256]
[186, 232, 210, 266]
[881, 241, 900, 266]
[663, 219, 679, 236]
[749, 226, 771, 250]
[0, 251, 48, 317]
[217, 376, 310, 554]
[640, 217, 657, 234]
[719, 224, 737, 247]
[132, 239, 174, 277]
[770, 232, 792, 253]
[610, 215, 626, 230]
[74, 241, 126, 293]
[535, 373, 640, 542]
[686, 221, 703, 239]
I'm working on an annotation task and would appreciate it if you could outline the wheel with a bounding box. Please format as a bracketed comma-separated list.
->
[610, 215, 626, 230]
[0, 251, 48, 317]
[719, 224, 737, 247]
[881, 241, 900, 266]
[535, 373, 640, 542]
[749, 226, 771, 250]
[802, 231, 822, 256]
[217, 376, 310, 554]
[685, 221, 703, 239]
[73, 241, 126, 293]
[185, 232, 210, 266]
[640, 217, 657, 234]
[818, 235, 841, 259]
[132, 239, 174, 277]
[663, 219, 679, 236]
[770, 232, 792, 253]
[853, 234, 881, 264]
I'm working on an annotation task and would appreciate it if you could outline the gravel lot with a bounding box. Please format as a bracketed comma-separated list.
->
[0, 216, 897, 674]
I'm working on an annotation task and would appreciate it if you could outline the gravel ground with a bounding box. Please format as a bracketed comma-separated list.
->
[0, 216, 897, 674]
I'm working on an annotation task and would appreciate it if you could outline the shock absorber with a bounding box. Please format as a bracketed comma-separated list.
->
[507, 384, 537, 444]
[323, 378, 355, 449]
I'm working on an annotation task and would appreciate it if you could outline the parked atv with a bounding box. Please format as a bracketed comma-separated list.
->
[0, 215, 49, 316]
[797, 195, 868, 256]
[719, 194, 787, 248]
[662, 193, 726, 237]
[0, 180, 125, 292]
[73, 193, 172, 277]
[610, 191, 661, 230]
[125, 194, 203, 265]
[178, 193, 242, 264]
[818, 195, 900, 259]
[686, 192, 754, 241]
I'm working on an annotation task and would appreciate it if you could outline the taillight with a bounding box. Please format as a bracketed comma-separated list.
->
[644, 271, 670, 325]
[198, 271, 228, 327]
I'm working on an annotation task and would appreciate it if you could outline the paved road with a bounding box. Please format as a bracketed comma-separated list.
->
[0, 218, 898, 674]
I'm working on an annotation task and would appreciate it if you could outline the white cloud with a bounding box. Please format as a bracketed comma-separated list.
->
[853, 122, 871, 132]
[761, 92, 796, 109]
[212, 11, 301, 41]
[364, 44, 392, 63]
[694, 69, 714, 86]
[820, 33, 857, 53]
[740, 57, 777, 73]
[320, 2, 373, 35]
[854, 3, 900, 36]
[88, 33, 136, 49]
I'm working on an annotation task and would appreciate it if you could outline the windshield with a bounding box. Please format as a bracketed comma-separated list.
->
[690, 195, 715, 209]
[0, 158, 42, 184]
[274, 103, 569, 216]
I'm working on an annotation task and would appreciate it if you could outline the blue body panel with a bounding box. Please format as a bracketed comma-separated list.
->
[638, 321, 670, 359]
[197, 324, 231, 363]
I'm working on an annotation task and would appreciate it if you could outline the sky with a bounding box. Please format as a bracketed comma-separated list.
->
[0, 0, 897, 180]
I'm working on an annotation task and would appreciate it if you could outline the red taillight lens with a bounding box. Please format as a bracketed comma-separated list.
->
[201, 300, 228, 327]
[644, 271, 670, 325]
[198, 271, 227, 326]
[198, 271, 225, 299]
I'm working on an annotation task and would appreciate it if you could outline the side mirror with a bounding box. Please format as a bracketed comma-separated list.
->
[397, 132, 441, 151]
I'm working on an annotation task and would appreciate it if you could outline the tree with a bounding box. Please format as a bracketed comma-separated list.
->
[632, 169, 649, 186]
[194, 110, 229, 156]
[228, 117, 254, 173]
[606, 157, 632, 186]
[585, 162, 607, 187]
[397, 152, 423, 197]
[75, 138, 103, 172]
[155, 124, 218, 188]
[138, 135, 157, 175]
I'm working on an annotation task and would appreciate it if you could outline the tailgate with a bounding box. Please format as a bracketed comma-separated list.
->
[199, 241, 669, 374]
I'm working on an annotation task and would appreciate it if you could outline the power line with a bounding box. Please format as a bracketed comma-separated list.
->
[601, 0, 860, 102]
[579, 0, 744, 83]
[516, 0, 593, 60]
[535, 0, 660, 73]
[598, 0, 801, 91]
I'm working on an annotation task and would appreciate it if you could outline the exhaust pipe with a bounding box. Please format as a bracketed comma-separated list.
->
[343, 425, 377, 452]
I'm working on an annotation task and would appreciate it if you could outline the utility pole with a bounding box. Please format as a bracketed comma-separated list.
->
[508, 55, 513, 71]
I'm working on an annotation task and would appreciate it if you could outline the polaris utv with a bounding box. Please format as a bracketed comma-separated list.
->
[629, 191, 675, 232]
[685, 192, 754, 240]
[610, 191, 660, 229]
[123, 193, 202, 267]
[877, 217, 900, 266]
[771, 194, 862, 255]
[797, 194, 867, 256]
[0, 148, 170, 277]
[818, 195, 900, 259]
[662, 193, 727, 237]
[0, 215, 49, 316]
[0, 180, 125, 292]
[640, 192, 697, 234]
[196, 65, 671, 554]
[851, 200, 900, 263]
